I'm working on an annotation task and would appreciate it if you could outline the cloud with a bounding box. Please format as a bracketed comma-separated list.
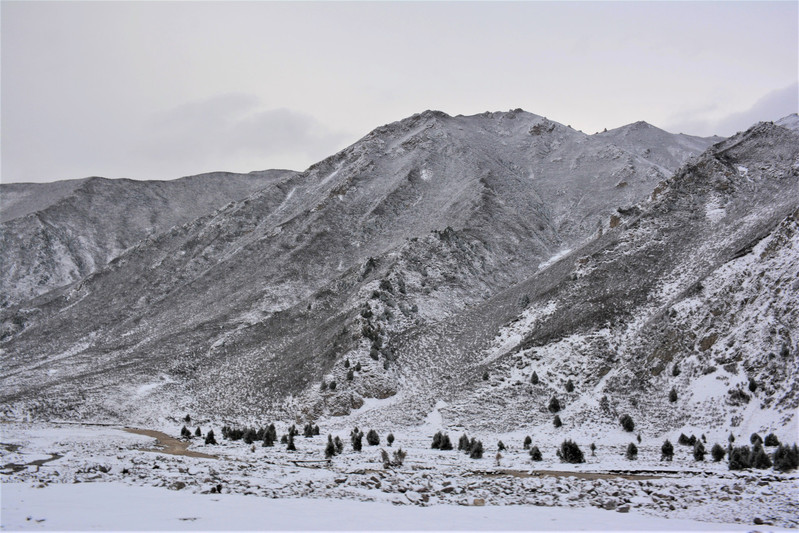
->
[135, 94, 353, 174]
[665, 83, 798, 137]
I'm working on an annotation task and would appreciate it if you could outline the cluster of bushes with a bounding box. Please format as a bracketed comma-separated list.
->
[221, 424, 279, 446]
[557, 440, 585, 463]
[457, 433, 484, 459]
[325, 435, 345, 458]
[431, 431, 453, 450]
[350, 427, 381, 452]
[380, 448, 407, 468]
[180, 426, 202, 439]
[302, 423, 320, 437]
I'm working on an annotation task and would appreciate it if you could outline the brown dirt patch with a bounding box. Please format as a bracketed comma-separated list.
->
[123, 428, 216, 459]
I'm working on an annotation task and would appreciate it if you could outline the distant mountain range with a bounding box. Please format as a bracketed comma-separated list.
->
[1, 110, 796, 443]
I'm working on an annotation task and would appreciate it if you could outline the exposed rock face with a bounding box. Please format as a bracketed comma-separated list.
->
[10, 109, 785, 436]
[0, 171, 293, 306]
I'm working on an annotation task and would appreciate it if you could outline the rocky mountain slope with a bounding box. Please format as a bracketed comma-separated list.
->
[0, 171, 293, 306]
[1, 109, 754, 435]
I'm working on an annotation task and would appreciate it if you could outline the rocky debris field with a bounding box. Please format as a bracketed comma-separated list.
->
[1, 422, 796, 529]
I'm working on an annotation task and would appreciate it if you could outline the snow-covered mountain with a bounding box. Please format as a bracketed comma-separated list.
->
[0, 171, 293, 306]
[7, 109, 794, 445]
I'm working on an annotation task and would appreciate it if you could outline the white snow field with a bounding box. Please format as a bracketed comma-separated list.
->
[1, 422, 796, 531]
[3, 481, 780, 531]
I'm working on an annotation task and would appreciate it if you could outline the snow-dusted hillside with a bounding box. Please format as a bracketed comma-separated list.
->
[0, 171, 292, 306]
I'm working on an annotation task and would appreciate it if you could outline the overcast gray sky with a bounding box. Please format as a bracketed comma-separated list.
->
[2, 1, 797, 183]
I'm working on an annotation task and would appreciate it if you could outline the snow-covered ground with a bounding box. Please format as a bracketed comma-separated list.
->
[2, 422, 796, 530]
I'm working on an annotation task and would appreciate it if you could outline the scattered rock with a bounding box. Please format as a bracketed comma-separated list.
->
[169, 481, 186, 491]
[473, 498, 486, 506]
[616, 505, 630, 513]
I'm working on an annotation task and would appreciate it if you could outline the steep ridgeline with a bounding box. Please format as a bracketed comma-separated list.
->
[0, 109, 719, 423]
[0, 171, 294, 306]
[351, 120, 797, 442]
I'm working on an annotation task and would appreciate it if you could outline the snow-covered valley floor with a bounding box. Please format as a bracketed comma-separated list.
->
[1, 422, 796, 531]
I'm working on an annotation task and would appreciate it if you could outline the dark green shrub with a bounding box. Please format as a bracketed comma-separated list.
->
[523, 436, 532, 450]
[625, 442, 638, 460]
[482, 371, 489, 381]
[286, 434, 296, 451]
[773, 444, 799, 472]
[553, 415, 562, 428]
[750, 433, 762, 446]
[180, 426, 191, 438]
[661, 440, 674, 461]
[355, 362, 362, 371]
[619, 414, 634, 432]
[205, 430, 216, 445]
[387, 433, 394, 447]
[469, 440, 484, 459]
[347, 369, 354, 381]
[711, 443, 725, 462]
[458, 434, 470, 451]
[184, 414, 191, 423]
[334, 436, 343, 454]
[351, 429, 363, 452]
[672, 363, 680, 376]
[497, 440, 506, 451]
[329, 381, 337, 391]
[750, 445, 772, 469]
[669, 387, 677, 402]
[529, 446, 542, 461]
[548, 397, 561, 413]
[565, 379, 574, 393]
[366, 429, 380, 446]
[557, 440, 585, 463]
[764, 433, 779, 447]
[531, 372, 539, 385]
[590, 443, 596, 456]
[728, 445, 752, 470]
[748, 378, 757, 392]
[195, 427, 202, 437]
[325, 435, 336, 458]
[432, 431, 443, 449]
[440, 434, 453, 450]
[693, 441, 706, 461]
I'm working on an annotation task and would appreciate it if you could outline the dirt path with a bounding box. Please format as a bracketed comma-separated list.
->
[123, 428, 216, 460]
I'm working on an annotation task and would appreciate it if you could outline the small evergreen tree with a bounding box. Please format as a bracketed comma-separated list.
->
[355, 362, 362, 371]
[557, 440, 585, 463]
[728, 433, 735, 444]
[619, 414, 634, 432]
[661, 439, 674, 461]
[303, 423, 313, 438]
[529, 446, 542, 461]
[497, 440, 506, 451]
[180, 426, 191, 438]
[625, 442, 638, 460]
[553, 415, 562, 428]
[482, 371, 489, 381]
[728, 445, 752, 470]
[711, 443, 725, 462]
[565, 379, 574, 393]
[366, 429, 380, 446]
[458, 433, 470, 451]
[347, 369, 354, 381]
[352, 430, 363, 452]
[286, 434, 296, 451]
[590, 442, 596, 456]
[531, 372, 539, 385]
[548, 397, 561, 413]
[344, 359, 350, 368]
[693, 441, 706, 461]
[469, 440, 484, 459]
[750, 433, 762, 446]
[313, 424, 320, 436]
[773, 444, 799, 472]
[325, 435, 336, 458]
[750, 444, 772, 469]
[195, 427, 202, 437]
[672, 363, 680, 376]
[523, 436, 532, 450]
[432, 431, 443, 449]
[205, 430, 217, 445]
[184, 414, 191, 423]
[387, 433, 394, 447]
[764, 433, 780, 447]
[637, 433, 642, 444]
[748, 378, 757, 393]
[669, 387, 678, 403]
[440, 434, 453, 450]
[329, 381, 337, 391]
[678, 433, 691, 445]
[334, 436, 344, 454]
